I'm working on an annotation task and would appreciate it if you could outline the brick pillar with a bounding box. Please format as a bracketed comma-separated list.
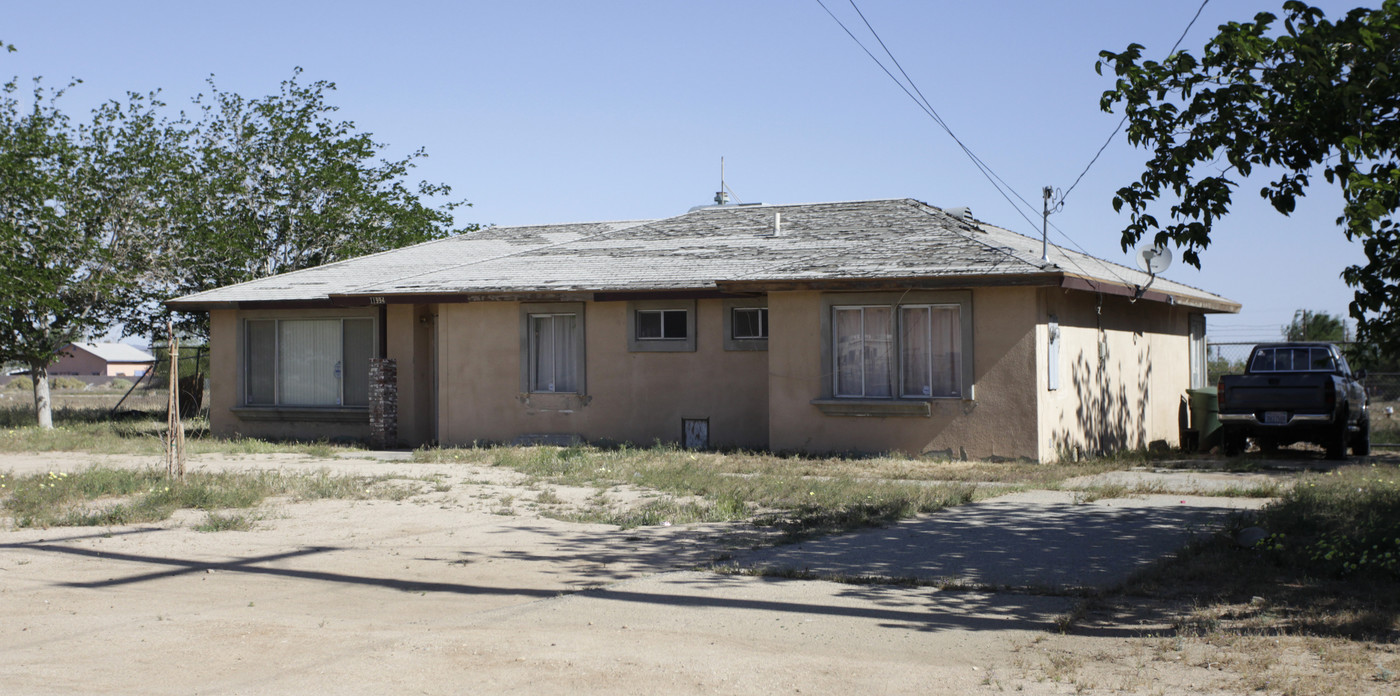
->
[369, 358, 398, 449]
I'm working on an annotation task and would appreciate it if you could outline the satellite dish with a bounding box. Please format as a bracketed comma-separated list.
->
[1135, 245, 1173, 275]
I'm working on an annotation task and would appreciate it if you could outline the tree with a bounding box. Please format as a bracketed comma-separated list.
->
[1282, 309, 1350, 341]
[1098, 1, 1400, 359]
[142, 69, 474, 339]
[0, 80, 183, 427]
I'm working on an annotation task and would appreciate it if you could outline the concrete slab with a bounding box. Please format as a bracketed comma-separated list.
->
[739, 491, 1268, 590]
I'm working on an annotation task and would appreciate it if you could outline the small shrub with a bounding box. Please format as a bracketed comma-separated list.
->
[5, 376, 32, 391]
[1258, 463, 1400, 579]
[106, 378, 133, 391]
[50, 377, 88, 390]
[195, 512, 254, 532]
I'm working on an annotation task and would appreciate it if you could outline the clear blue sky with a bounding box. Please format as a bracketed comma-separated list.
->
[6, 1, 1375, 344]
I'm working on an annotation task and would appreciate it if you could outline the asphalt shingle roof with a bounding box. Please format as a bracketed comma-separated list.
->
[167, 198, 1237, 312]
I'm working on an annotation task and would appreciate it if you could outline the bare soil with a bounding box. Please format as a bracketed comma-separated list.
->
[2, 451, 1395, 695]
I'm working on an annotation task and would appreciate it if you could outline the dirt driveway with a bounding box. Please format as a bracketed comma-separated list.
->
[0, 451, 1375, 695]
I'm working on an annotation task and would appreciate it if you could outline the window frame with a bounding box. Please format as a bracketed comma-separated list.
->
[722, 298, 768, 351]
[238, 312, 378, 409]
[519, 302, 587, 394]
[626, 299, 696, 352]
[818, 291, 973, 405]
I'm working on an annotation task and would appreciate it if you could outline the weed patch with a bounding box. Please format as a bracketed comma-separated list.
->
[0, 466, 426, 529]
[194, 512, 255, 532]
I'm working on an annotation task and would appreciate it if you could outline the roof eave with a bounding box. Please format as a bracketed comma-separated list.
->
[1058, 275, 1240, 313]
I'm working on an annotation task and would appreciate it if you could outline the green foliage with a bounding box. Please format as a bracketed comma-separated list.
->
[1099, 1, 1400, 358]
[105, 378, 132, 391]
[0, 66, 477, 422]
[0, 76, 183, 427]
[4, 376, 31, 391]
[1258, 463, 1400, 578]
[1282, 309, 1349, 342]
[49, 376, 86, 390]
[1207, 355, 1246, 385]
[150, 69, 474, 339]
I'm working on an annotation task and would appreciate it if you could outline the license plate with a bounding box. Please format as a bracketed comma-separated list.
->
[1264, 411, 1288, 425]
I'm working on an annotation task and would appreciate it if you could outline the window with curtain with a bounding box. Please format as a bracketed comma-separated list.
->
[244, 317, 374, 407]
[530, 313, 578, 393]
[833, 304, 961, 399]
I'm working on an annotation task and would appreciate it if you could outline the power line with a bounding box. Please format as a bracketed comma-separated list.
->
[814, 0, 1043, 235]
[1059, 0, 1211, 204]
[817, 0, 1125, 290]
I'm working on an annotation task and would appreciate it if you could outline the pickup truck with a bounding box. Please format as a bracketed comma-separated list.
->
[1216, 342, 1369, 459]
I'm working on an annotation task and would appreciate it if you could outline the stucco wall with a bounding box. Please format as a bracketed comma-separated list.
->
[437, 298, 769, 449]
[1035, 290, 1192, 461]
[385, 304, 438, 447]
[766, 287, 1040, 460]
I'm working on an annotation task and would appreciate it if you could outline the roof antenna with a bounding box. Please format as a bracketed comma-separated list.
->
[714, 157, 729, 206]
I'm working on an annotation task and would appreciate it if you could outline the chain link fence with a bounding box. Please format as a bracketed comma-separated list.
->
[0, 345, 208, 419]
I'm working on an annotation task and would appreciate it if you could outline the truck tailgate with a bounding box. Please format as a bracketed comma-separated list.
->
[1222, 374, 1333, 412]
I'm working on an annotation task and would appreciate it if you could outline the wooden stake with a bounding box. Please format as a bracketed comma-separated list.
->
[165, 321, 187, 480]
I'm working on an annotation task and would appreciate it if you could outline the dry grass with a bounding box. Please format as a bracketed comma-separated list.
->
[1044, 461, 1400, 694]
[0, 466, 435, 529]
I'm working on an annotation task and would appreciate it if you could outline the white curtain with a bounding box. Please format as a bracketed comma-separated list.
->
[863, 307, 893, 397]
[553, 314, 577, 392]
[930, 307, 960, 397]
[901, 307, 932, 397]
[279, 319, 342, 405]
[532, 314, 577, 392]
[834, 307, 893, 398]
[834, 308, 864, 397]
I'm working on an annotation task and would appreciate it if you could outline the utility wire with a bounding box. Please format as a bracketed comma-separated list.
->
[1059, 0, 1211, 204]
[819, 0, 1119, 289]
[814, 0, 1043, 235]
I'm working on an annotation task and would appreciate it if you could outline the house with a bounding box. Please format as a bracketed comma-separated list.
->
[166, 198, 1238, 462]
[50, 342, 157, 377]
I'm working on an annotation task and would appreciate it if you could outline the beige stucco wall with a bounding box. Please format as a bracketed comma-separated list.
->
[385, 303, 438, 447]
[766, 287, 1040, 460]
[437, 298, 769, 449]
[1035, 290, 1192, 461]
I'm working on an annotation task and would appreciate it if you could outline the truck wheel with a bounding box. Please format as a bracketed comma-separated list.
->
[1325, 422, 1349, 461]
[1352, 417, 1371, 457]
[1222, 427, 1245, 457]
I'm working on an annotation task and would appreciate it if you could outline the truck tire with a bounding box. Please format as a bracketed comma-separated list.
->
[1222, 427, 1246, 457]
[1325, 420, 1349, 461]
[1352, 417, 1371, 457]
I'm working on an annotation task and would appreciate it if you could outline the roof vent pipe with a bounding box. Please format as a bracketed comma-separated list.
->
[945, 206, 972, 220]
[774, 211, 782, 236]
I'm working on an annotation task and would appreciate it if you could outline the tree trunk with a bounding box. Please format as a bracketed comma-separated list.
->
[30, 362, 53, 429]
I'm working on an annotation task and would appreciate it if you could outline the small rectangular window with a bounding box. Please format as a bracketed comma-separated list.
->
[637, 309, 688, 340]
[731, 307, 768, 340]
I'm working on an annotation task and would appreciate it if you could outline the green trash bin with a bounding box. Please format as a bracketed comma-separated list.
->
[1187, 387, 1221, 452]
